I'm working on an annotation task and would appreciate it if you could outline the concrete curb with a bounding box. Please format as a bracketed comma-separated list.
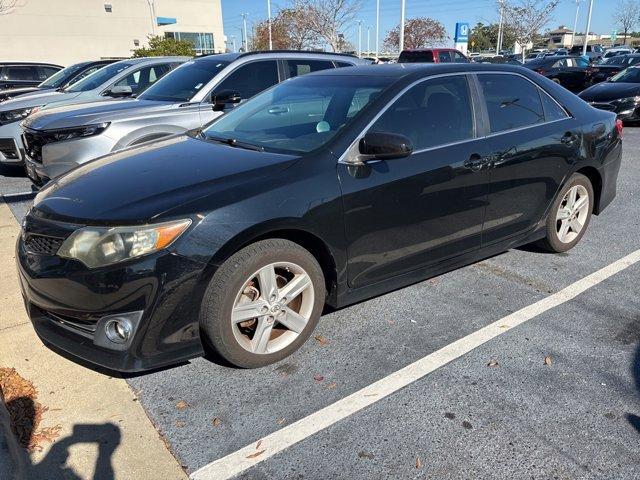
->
[0, 198, 187, 480]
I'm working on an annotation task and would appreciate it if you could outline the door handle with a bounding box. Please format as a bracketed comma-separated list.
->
[268, 106, 289, 115]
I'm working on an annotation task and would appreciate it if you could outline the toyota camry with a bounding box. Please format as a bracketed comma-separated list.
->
[17, 64, 622, 372]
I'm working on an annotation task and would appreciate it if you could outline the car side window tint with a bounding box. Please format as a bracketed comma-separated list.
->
[575, 57, 589, 68]
[438, 51, 452, 63]
[285, 59, 335, 78]
[540, 91, 568, 121]
[113, 64, 171, 94]
[369, 75, 474, 150]
[6, 66, 39, 80]
[335, 61, 354, 68]
[40, 67, 59, 79]
[212, 60, 279, 100]
[478, 74, 545, 133]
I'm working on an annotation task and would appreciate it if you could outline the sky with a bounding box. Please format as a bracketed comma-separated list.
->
[221, 0, 618, 52]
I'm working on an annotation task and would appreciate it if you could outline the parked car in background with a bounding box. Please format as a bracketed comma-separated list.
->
[585, 54, 640, 85]
[569, 44, 604, 61]
[525, 52, 547, 62]
[0, 60, 116, 102]
[0, 57, 186, 166]
[0, 62, 63, 90]
[525, 56, 590, 91]
[398, 48, 468, 63]
[21, 51, 363, 184]
[579, 65, 640, 122]
[16, 63, 621, 372]
[603, 47, 633, 59]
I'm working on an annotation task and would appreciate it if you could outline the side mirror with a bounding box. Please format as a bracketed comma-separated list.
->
[212, 90, 242, 111]
[106, 85, 133, 98]
[359, 131, 413, 160]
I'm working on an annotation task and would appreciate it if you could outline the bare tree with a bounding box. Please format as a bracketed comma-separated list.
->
[252, 7, 320, 50]
[297, 0, 361, 52]
[384, 17, 448, 51]
[0, 0, 17, 14]
[613, 0, 640, 44]
[503, 0, 559, 61]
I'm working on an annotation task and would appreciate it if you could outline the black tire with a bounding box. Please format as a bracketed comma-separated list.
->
[536, 173, 594, 253]
[200, 239, 326, 368]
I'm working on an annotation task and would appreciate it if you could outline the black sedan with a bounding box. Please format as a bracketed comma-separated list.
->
[0, 60, 116, 102]
[525, 56, 591, 91]
[585, 54, 640, 86]
[580, 66, 640, 121]
[16, 64, 622, 372]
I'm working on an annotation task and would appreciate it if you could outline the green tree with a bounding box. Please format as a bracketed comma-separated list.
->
[132, 35, 195, 57]
[470, 22, 516, 52]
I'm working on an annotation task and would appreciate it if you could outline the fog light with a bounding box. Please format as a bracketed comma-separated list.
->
[104, 318, 133, 344]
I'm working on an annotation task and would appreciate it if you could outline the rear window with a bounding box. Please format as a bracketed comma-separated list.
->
[398, 51, 434, 63]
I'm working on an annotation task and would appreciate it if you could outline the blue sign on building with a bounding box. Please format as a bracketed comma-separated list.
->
[454, 22, 469, 43]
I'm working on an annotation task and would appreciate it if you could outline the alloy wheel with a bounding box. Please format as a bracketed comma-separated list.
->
[231, 262, 315, 354]
[556, 184, 589, 244]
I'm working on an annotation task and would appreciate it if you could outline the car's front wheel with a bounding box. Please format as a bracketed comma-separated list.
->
[200, 239, 326, 368]
[537, 173, 594, 253]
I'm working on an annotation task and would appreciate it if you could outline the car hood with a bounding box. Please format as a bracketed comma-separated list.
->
[0, 90, 80, 111]
[22, 99, 175, 130]
[0, 86, 43, 102]
[32, 134, 298, 223]
[579, 82, 640, 101]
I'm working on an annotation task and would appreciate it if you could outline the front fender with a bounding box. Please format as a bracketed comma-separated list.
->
[113, 126, 187, 151]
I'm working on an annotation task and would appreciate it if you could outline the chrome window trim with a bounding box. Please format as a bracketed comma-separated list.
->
[338, 70, 571, 165]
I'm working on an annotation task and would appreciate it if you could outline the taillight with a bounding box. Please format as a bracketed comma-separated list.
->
[616, 119, 623, 138]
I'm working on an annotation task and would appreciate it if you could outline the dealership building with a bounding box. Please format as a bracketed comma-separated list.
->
[0, 0, 225, 66]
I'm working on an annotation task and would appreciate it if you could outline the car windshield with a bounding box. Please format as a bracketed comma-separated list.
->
[201, 75, 392, 154]
[611, 67, 640, 83]
[39, 63, 86, 88]
[65, 62, 133, 92]
[139, 59, 230, 102]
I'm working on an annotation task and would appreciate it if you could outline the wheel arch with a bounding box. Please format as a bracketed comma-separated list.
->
[576, 165, 603, 214]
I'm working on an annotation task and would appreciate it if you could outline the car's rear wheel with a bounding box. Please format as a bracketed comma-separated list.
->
[200, 239, 325, 368]
[537, 173, 593, 253]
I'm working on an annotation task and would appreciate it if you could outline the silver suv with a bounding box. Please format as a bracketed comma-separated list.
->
[0, 57, 186, 166]
[20, 51, 364, 184]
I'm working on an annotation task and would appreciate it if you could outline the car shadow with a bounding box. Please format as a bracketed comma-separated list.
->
[3, 395, 121, 480]
[0, 164, 27, 178]
[629, 341, 640, 435]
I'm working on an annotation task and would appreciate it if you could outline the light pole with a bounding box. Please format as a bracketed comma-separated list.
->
[583, 0, 594, 56]
[147, 0, 157, 35]
[267, 0, 273, 50]
[399, 0, 406, 52]
[496, 0, 505, 54]
[356, 20, 363, 57]
[367, 25, 371, 55]
[571, 0, 581, 48]
[375, 0, 380, 58]
[241, 13, 249, 52]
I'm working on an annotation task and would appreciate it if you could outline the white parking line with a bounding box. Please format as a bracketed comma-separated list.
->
[191, 248, 640, 480]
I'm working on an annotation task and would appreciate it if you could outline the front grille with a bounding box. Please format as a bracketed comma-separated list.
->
[39, 308, 98, 338]
[22, 129, 48, 162]
[0, 137, 19, 160]
[24, 234, 64, 255]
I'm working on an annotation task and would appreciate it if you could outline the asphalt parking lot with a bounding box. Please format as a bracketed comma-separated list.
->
[1, 129, 639, 479]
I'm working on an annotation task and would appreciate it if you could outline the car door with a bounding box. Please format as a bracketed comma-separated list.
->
[200, 59, 280, 126]
[474, 73, 576, 246]
[338, 74, 490, 288]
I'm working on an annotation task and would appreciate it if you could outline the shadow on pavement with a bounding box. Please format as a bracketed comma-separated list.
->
[630, 341, 640, 434]
[4, 395, 121, 480]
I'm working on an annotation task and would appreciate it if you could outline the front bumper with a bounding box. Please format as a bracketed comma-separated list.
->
[0, 121, 24, 165]
[16, 214, 208, 372]
[587, 99, 640, 121]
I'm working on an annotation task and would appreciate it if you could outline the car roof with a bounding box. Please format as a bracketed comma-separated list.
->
[192, 50, 360, 65]
[122, 56, 191, 65]
[0, 61, 63, 68]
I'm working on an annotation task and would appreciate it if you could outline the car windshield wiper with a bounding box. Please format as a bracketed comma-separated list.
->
[201, 134, 264, 152]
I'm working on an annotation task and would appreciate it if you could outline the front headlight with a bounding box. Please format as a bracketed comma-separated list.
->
[0, 106, 40, 126]
[42, 122, 110, 142]
[58, 219, 191, 268]
[613, 96, 640, 104]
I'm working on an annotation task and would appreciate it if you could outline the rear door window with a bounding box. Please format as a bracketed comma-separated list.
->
[369, 74, 474, 150]
[211, 60, 279, 100]
[398, 51, 434, 63]
[285, 59, 335, 78]
[477, 74, 545, 133]
[5, 66, 39, 80]
[438, 51, 453, 63]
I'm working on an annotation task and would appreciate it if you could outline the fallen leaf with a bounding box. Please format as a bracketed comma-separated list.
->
[499, 325, 510, 329]
[246, 450, 265, 459]
[462, 420, 473, 430]
[487, 360, 499, 367]
[276, 417, 286, 425]
[358, 450, 375, 459]
[415, 456, 422, 469]
[256, 440, 262, 450]
[212, 417, 222, 427]
[175, 400, 190, 410]
[363, 393, 378, 397]
[175, 420, 186, 427]
[313, 374, 324, 382]
[314, 335, 329, 346]
[544, 355, 552, 366]
[326, 382, 337, 389]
